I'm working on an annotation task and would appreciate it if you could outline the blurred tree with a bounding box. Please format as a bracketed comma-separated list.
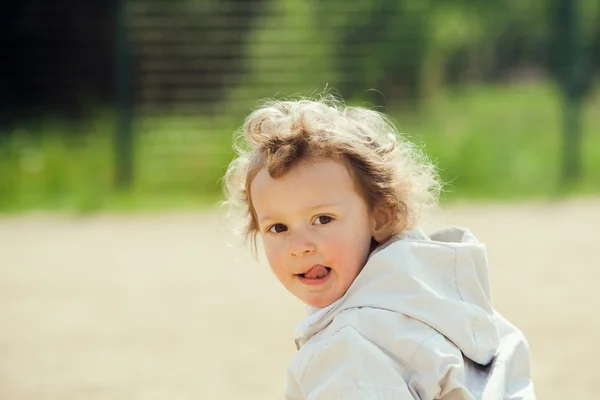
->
[0, 0, 265, 133]
[313, 0, 430, 105]
[548, 0, 599, 184]
[0, 1, 114, 134]
[130, 0, 265, 113]
[3, 0, 598, 132]
[311, 0, 558, 104]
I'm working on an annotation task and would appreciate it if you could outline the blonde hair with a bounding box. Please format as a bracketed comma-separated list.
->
[223, 94, 441, 248]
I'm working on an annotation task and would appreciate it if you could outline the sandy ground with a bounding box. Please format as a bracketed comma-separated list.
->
[0, 199, 598, 399]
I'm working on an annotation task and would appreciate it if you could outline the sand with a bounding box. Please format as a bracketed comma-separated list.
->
[0, 199, 598, 399]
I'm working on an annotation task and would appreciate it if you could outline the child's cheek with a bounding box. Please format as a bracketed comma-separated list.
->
[264, 244, 280, 269]
[321, 235, 349, 270]
[323, 231, 368, 277]
[264, 240, 289, 278]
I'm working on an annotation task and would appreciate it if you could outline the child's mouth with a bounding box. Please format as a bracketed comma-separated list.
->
[297, 265, 331, 285]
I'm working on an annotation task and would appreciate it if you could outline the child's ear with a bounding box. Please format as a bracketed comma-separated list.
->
[371, 204, 395, 243]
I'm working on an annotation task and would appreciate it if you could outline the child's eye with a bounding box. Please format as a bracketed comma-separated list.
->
[314, 215, 333, 225]
[267, 223, 288, 234]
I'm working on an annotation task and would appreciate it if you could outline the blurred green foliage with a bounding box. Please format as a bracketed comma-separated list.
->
[2, 0, 599, 211]
[231, 0, 599, 106]
[1, 83, 598, 212]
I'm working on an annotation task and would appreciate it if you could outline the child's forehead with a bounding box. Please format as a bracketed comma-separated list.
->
[250, 159, 361, 216]
[253, 159, 352, 191]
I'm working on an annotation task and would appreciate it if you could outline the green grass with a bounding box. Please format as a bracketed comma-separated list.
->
[0, 82, 599, 213]
[395, 82, 600, 201]
[0, 115, 235, 213]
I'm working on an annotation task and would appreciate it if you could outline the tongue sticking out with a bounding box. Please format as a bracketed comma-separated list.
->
[303, 265, 329, 279]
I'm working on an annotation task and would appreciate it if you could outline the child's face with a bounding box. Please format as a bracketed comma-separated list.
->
[250, 159, 376, 308]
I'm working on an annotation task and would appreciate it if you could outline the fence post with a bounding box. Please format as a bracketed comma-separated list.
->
[115, 0, 133, 189]
[559, 0, 582, 186]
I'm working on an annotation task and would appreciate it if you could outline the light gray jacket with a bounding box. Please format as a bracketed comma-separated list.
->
[285, 228, 535, 400]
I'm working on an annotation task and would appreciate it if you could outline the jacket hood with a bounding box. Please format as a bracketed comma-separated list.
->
[294, 227, 500, 365]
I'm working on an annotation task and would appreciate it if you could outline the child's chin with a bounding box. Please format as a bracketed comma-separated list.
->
[304, 295, 338, 309]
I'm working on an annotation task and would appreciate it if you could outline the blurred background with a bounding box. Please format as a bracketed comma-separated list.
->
[1, 0, 599, 211]
[1, 1, 600, 399]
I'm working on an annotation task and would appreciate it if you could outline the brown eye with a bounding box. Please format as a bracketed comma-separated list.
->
[314, 215, 333, 225]
[268, 223, 288, 233]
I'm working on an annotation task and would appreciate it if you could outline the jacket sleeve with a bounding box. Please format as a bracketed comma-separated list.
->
[294, 326, 418, 400]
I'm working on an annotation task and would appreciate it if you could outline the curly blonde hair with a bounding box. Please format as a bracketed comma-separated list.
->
[223, 94, 441, 247]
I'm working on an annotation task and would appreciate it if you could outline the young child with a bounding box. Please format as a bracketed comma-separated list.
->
[224, 95, 535, 399]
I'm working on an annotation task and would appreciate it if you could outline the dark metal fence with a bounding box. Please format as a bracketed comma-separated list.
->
[2, 0, 599, 198]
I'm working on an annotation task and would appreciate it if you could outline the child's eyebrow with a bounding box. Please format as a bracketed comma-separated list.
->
[258, 203, 340, 224]
[304, 203, 339, 212]
[258, 215, 276, 224]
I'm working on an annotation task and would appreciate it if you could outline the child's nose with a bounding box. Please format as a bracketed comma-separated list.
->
[289, 237, 316, 257]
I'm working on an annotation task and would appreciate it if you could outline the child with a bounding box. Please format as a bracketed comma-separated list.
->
[224, 95, 535, 399]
